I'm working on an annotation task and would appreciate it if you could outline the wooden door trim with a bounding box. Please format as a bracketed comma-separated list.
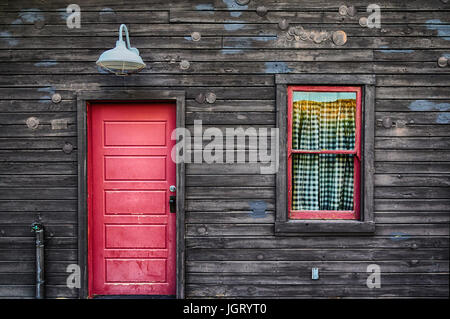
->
[77, 90, 186, 299]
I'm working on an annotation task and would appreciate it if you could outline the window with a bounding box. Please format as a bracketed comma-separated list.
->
[288, 86, 361, 220]
[275, 75, 375, 234]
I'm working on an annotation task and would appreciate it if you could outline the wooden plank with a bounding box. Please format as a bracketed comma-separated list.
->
[376, 112, 450, 125]
[186, 236, 450, 249]
[185, 222, 449, 236]
[375, 224, 450, 236]
[0, 124, 78, 137]
[186, 175, 275, 187]
[375, 137, 450, 149]
[0, 260, 75, 273]
[375, 50, 450, 62]
[374, 174, 450, 187]
[0, 100, 75, 112]
[186, 284, 449, 297]
[187, 100, 275, 112]
[0, 150, 76, 162]
[187, 187, 274, 199]
[376, 99, 450, 112]
[377, 125, 450, 137]
[374, 63, 450, 74]
[186, 260, 449, 273]
[0, 88, 74, 100]
[2, 23, 279, 37]
[187, 273, 450, 286]
[186, 211, 275, 224]
[186, 224, 274, 236]
[375, 212, 450, 224]
[223, 36, 450, 49]
[187, 211, 450, 225]
[0, 285, 78, 298]
[0, 199, 76, 211]
[0, 162, 77, 175]
[0, 224, 76, 237]
[186, 248, 449, 261]
[276, 83, 288, 223]
[375, 187, 450, 199]
[3, 63, 450, 80]
[377, 87, 450, 99]
[375, 150, 450, 161]
[375, 162, 450, 174]
[3, 0, 448, 10]
[187, 163, 266, 175]
[187, 112, 274, 125]
[171, 10, 450, 24]
[375, 199, 450, 211]
[1, 86, 275, 100]
[377, 75, 450, 87]
[0, 113, 75, 125]
[0, 273, 77, 286]
[0, 249, 76, 261]
[0, 188, 76, 200]
[0, 237, 76, 249]
[186, 199, 274, 212]
[0, 74, 265, 88]
[0, 138, 77, 150]
[0, 11, 170, 24]
[3, 23, 449, 39]
[0, 49, 375, 62]
[0, 211, 76, 224]
[363, 84, 376, 225]
[0, 36, 222, 49]
[0, 74, 275, 87]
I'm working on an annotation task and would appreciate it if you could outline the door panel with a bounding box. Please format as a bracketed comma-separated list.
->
[104, 156, 166, 180]
[89, 102, 176, 296]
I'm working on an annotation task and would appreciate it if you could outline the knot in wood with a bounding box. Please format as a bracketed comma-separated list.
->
[63, 142, 74, 154]
[278, 19, 289, 30]
[382, 117, 393, 128]
[195, 93, 206, 104]
[347, 6, 357, 17]
[332, 30, 347, 46]
[359, 16, 368, 27]
[205, 92, 217, 104]
[235, 0, 250, 5]
[191, 32, 201, 42]
[179, 60, 190, 70]
[26, 117, 40, 130]
[338, 5, 348, 16]
[256, 6, 267, 17]
[52, 93, 62, 104]
[438, 56, 448, 68]
[34, 20, 45, 29]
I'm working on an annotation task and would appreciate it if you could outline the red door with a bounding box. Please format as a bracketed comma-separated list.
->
[88, 102, 176, 296]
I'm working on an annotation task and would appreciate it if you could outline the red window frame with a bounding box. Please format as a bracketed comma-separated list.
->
[287, 86, 362, 220]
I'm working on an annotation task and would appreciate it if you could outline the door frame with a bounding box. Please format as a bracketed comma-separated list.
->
[76, 90, 186, 299]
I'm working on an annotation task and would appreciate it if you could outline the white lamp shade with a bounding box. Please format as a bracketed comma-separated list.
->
[96, 24, 146, 75]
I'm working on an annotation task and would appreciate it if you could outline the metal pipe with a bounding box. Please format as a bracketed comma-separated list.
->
[31, 222, 45, 299]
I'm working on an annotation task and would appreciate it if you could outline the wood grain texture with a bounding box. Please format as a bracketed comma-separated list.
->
[0, 0, 448, 299]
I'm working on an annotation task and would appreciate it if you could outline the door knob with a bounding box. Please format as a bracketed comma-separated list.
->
[169, 185, 176, 193]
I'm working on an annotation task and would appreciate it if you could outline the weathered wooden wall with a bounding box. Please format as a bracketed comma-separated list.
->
[0, 0, 449, 298]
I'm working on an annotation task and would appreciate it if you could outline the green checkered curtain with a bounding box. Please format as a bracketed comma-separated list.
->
[292, 92, 356, 211]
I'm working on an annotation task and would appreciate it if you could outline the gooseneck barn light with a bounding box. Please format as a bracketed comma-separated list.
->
[96, 24, 145, 75]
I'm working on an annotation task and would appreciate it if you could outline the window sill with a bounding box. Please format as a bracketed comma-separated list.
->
[275, 220, 375, 235]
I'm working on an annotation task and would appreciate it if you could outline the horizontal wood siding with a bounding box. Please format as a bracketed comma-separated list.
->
[0, 0, 449, 298]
